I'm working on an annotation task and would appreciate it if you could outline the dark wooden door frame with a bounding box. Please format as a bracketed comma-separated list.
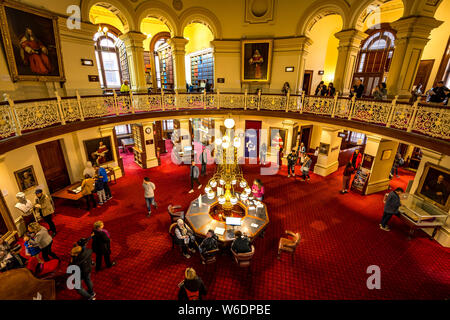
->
[0, 192, 16, 234]
[303, 70, 313, 95]
[414, 59, 435, 89]
[300, 125, 313, 152]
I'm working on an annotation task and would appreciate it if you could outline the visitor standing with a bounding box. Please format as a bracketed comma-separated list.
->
[34, 189, 56, 235]
[340, 162, 355, 194]
[120, 80, 130, 93]
[251, 179, 265, 201]
[95, 165, 112, 200]
[188, 161, 202, 194]
[282, 82, 290, 95]
[390, 152, 403, 179]
[94, 174, 106, 206]
[200, 147, 207, 176]
[92, 221, 116, 271]
[178, 268, 207, 300]
[143, 177, 157, 217]
[350, 79, 364, 98]
[326, 82, 336, 97]
[81, 174, 96, 210]
[301, 155, 312, 181]
[83, 161, 96, 178]
[287, 149, 298, 178]
[350, 148, 362, 171]
[70, 245, 96, 300]
[260, 142, 267, 165]
[297, 142, 306, 164]
[380, 188, 404, 231]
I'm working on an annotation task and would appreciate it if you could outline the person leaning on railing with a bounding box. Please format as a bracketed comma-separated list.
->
[427, 81, 449, 105]
[120, 80, 130, 94]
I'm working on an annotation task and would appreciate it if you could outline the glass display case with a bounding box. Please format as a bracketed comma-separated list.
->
[398, 193, 448, 239]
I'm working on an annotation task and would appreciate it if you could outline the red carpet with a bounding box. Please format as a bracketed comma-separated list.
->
[39, 147, 449, 300]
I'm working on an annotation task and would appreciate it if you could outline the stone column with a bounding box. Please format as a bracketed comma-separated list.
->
[282, 120, 296, 157]
[168, 37, 189, 91]
[141, 121, 159, 168]
[364, 135, 399, 195]
[333, 29, 368, 96]
[210, 40, 240, 92]
[273, 37, 312, 94]
[120, 32, 147, 92]
[313, 127, 343, 177]
[386, 16, 443, 99]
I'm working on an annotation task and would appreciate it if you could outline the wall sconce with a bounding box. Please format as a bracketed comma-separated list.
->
[285, 66, 294, 72]
[81, 59, 94, 66]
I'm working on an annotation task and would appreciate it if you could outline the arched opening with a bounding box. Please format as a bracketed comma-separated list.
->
[183, 22, 215, 92]
[304, 14, 343, 95]
[141, 18, 173, 91]
[93, 26, 129, 90]
[89, 4, 127, 34]
[353, 25, 397, 96]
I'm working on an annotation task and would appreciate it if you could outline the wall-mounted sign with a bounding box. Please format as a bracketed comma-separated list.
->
[146, 139, 153, 145]
[88, 75, 99, 82]
[338, 132, 346, 138]
[217, 78, 225, 83]
[318, 70, 324, 75]
[285, 66, 294, 72]
[81, 59, 94, 66]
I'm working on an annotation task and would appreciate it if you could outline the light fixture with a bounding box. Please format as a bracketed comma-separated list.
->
[240, 192, 248, 200]
[207, 190, 215, 199]
[231, 179, 237, 185]
[210, 180, 217, 188]
[205, 186, 211, 193]
[219, 179, 225, 185]
[215, 138, 222, 145]
[230, 196, 238, 205]
[218, 196, 226, 205]
[240, 181, 247, 188]
[244, 187, 251, 194]
[233, 137, 241, 148]
[224, 118, 235, 129]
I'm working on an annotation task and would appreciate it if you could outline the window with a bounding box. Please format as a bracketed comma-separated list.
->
[349, 132, 366, 145]
[353, 26, 397, 97]
[115, 124, 131, 135]
[94, 30, 129, 89]
[163, 120, 174, 131]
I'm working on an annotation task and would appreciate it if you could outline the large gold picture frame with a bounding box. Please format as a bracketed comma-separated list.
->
[0, 0, 65, 82]
[241, 39, 273, 83]
[416, 162, 450, 211]
[14, 165, 38, 192]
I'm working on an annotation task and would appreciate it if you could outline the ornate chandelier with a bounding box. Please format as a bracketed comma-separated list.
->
[204, 117, 251, 211]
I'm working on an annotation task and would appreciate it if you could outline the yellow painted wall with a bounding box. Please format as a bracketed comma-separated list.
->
[363, 0, 404, 30]
[183, 23, 214, 54]
[89, 5, 125, 34]
[141, 17, 171, 51]
[422, 0, 450, 91]
[305, 15, 343, 91]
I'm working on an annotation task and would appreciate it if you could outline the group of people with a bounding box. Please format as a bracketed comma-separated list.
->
[286, 143, 313, 181]
[81, 161, 113, 210]
[314, 81, 336, 97]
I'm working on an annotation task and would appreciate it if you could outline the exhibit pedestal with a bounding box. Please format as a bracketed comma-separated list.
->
[314, 161, 339, 177]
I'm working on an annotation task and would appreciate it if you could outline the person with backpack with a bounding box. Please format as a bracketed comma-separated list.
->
[178, 268, 207, 300]
[70, 245, 96, 300]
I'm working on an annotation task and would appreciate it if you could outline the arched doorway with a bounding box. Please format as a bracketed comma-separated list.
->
[353, 25, 397, 96]
[150, 32, 174, 91]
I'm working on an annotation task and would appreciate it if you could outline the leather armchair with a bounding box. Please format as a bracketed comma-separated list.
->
[169, 222, 178, 249]
[168, 204, 184, 222]
[278, 231, 300, 261]
[231, 245, 255, 267]
[200, 248, 219, 266]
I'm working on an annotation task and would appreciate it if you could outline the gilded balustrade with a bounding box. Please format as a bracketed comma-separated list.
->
[0, 91, 449, 143]
[0, 103, 15, 139]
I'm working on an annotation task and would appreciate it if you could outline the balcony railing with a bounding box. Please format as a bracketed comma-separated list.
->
[0, 90, 449, 142]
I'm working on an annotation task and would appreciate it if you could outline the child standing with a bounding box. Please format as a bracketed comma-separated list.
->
[95, 174, 106, 205]
[143, 177, 157, 217]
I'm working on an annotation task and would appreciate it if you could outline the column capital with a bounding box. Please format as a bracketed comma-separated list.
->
[274, 36, 312, 53]
[391, 16, 443, 40]
[421, 148, 443, 162]
[334, 29, 368, 48]
[119, 31, 146, 47]
[366, 134, 383, 143]
[168, 37, 189, 53]
[211, 40, 240, 53]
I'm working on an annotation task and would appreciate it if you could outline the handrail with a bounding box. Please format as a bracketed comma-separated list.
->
[0, 91, 448, 143]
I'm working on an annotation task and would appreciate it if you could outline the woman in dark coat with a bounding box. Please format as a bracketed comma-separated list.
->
[91, 221, 115, 271]
[178, 268, 207, 300]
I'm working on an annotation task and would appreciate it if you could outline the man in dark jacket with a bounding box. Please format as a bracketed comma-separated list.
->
[91, 221, 116, 271]
[231, 230, 251, 253]
[199, 230, 218, 258]
[70, 245, 95, 300]
[428, 81, 449, 103]
[350, 79, 364, 98]
[287, 149, 298, 178]
[200, 147, 207, 176]
[380, 187, 404, 231]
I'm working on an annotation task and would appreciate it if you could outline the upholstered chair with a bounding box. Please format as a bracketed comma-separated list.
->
[277, 231, 300, 261]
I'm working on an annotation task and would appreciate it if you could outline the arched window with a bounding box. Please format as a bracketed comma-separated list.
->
[94, 29, 129, 89]
[150, 32, 174, 91]
[353, 26, 396, 96]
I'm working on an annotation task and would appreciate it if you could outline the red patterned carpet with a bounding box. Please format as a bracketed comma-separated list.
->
[43, 147, 449, 300]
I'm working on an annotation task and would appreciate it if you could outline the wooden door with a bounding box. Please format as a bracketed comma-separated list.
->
[414, 59, 435, 89]
[153, 121, 166, 154]
[300, 126, 312, 152]
[303, 70, 313, 95]
[36, 140, 70, 193]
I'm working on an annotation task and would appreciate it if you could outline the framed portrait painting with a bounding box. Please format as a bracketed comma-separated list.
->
[416, 162, 450, 211]
[241, 39, 273, 83]
[83, 137, 114, 166]
[14, 165, 38, 192]
[0, 0, 65, 82]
